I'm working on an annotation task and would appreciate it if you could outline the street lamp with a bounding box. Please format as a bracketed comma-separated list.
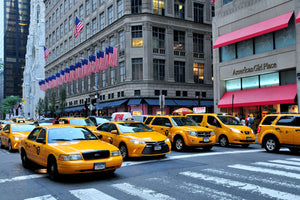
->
[196, 95, 201, 107]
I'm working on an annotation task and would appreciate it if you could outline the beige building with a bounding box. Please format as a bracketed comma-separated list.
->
[213, 0, 300, 119]
[44, 0, 214, 116]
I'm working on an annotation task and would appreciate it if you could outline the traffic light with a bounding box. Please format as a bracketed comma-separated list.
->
[84, 100, 88, 110]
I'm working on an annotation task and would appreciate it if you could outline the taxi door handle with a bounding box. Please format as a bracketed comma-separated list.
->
[296, 129, 300, 132]
[275, 128, 280, 131]
[205, 126, 208, 128]
[161, 128, 164, 130]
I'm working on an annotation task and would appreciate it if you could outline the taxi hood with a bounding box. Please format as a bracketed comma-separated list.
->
[226, 125, 252, 131]
[176, 126, 213, 132]
[123, 131, 167, 142]
[13, 131, 32, 138]
[49, 140, 118, 153]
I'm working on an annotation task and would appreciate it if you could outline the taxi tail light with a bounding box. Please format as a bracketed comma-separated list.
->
[257, 126, 261, 134]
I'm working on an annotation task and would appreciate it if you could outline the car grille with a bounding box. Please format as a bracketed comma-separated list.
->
[82, 150, 110, 160]
[197, 131, 212, 137]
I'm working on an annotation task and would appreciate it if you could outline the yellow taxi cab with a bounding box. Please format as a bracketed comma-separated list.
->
[0, 121, 36, 152]
[257, 113, 300, 153]
[19, 122, 122, 180]
[0, 120, 14, 130]
[93, 120, 171, 159]
[187, 113, 256, 147]
[59, 117, 97, 131]
[144, 115, 216, 151]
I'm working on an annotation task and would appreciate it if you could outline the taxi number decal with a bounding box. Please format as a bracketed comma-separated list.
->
[203, 138, 209, 143]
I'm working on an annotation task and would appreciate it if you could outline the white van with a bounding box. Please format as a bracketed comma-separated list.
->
[132, 115, 150, 123]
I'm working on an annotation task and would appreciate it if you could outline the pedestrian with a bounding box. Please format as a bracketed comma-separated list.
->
[248, 114, 254, 128]
[235, 114, 240, 122]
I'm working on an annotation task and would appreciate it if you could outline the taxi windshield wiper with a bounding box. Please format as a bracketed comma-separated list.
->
[72, 138, 86, 141]
[52, 139, 70, 141]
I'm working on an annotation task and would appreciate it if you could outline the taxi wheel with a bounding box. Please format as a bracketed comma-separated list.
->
[242, 144, 249, 148]
[219, 135, 229, 147]
[119, 144, 128, 160]
[8, 140, 13, 152]
[264, 137, 279, 153]
[21, 150, 31, 169]
[174, 136, 185, 152]
[48, 157, 59, 180]
[0, 138, 3, 149]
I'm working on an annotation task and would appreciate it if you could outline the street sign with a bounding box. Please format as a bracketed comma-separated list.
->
[88, 104, 94, 111]
[193, 107, 206, 113]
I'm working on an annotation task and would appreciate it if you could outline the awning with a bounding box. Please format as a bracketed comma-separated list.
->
[65, 106, 85, 112]
[97, 99, 127, 109]
[128, 99, 142, 106]
[144, 99, 177, 106]
[194, 100, 214, 107]
[296, 11, 300, 23]
[213, 11, 293, 49]
[218, 84, 297, 108]
[174, 100, 195, 107]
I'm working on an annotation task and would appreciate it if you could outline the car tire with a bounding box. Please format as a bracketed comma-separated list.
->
[0, 138, 3, 149]
[288, 147, 299, 154]
[21, 150, 31, 169]
[8, 140, 13, 152]
[219, 135, 229, 147]
[119, 144, 128, 160]
[242, 144, 249, 148]
[264, 137, 280, 153]
[173, 136, 185, 152]
[203, 146, 213, 151]
[47, 157, 59, 180]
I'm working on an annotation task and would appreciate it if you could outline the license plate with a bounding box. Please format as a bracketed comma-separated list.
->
[154, 145, 162, 151]
[203, 138, 209, 143]
[94, 162, 106, 170]
[246, 137, 252, 140]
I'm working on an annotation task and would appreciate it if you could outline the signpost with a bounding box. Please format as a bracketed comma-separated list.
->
[159, 95, 165, 115]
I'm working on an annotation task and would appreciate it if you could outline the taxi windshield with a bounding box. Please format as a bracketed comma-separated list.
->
[171, 117, 198, 127]
[2, 121, 13, 124]
[217, 116, 242, 125]
[69, 118, 95, 126]
[48, 127, 98, 143]
[117, 122, 153, 133]
[11, 124, 36, 132]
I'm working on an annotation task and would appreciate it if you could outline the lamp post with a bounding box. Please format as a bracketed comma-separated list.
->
[94, 73, 100, 116]
[196, 95, 201, 107]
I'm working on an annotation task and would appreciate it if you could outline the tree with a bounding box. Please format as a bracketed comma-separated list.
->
[49, 92, 56, 117]
[44, 96, 49, 117]
[59, 88, 66, 116]
[0, 96, 22, 117]
[36, 98, 44, 119]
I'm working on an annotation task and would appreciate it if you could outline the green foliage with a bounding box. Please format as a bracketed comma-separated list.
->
[36, 98, 44, 117]
[0, 96, 22, 115]
[59, 88, 66, 115]
[49, 92, 56, 117]
[44, 96, 49, 116]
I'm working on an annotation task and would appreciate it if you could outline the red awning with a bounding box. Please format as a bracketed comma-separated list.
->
[296, 11, 300, 23]
[213, 11, 293, 49]
[218, 84, 297, 108]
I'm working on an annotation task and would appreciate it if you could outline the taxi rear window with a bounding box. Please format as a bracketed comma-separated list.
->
[144, 117, 153, 125]
[261, 116, 277, 125]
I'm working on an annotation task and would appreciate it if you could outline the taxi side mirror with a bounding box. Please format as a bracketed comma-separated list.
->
[36, 138, 46, 144]
[5, 130, 9, 133]
[111, 130, 118, 134]
[165, 123, 172, 127]
[97, 134, 103, 139]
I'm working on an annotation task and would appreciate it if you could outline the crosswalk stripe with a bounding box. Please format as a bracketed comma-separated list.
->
[180, 171, 300, 200]
[254, 162, 300, 171]
[24, 194, 57, 200]
[112, 183, 175, 200]
[288, 158, 300, 162]
[204, 168, 300, 190]
[70, 188, 117, 200]
[270, 160, 300, 166]
[0, 174, 46, 184]
[228, 164, 300, 179]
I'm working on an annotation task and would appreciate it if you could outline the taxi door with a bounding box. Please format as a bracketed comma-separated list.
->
[275, 116, 294, 144]
[24, 128, 42, 161]
[1, 125, 10, 146]
[205, 116, 224, 140]
[32, 129, 48, 166]
[96, 123, 117, 145]
[293, 116, 300, 145]
[149, 117, 172, 137]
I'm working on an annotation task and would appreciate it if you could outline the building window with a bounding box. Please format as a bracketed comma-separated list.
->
[100, 0, 105, 5]
[193, 33, 204, 53]
[82, 78, 85, 92]
[86, 23, 90, 39]
[223, 0, 233, 6]
[79, 4, 83, 19]
[69, 15, 72, 31]
[132, 58, 143, 80]
[102, 71, 106, 87]
[162, 90, 167, 96]
[101, 41, 106, 51]
[194, 3, 203, 23]
[110, 67, 115, 85]
[69, 0, 72, 9]
[69, 37, 73, 49]
[174, 0, 185, 19]
[174, 61, 185, 83]
[92, 0, 97, 11]
[121, 91, 124, 97]
[64, 0, 68, 13]
[120, 61, 125, 82]
[134, 90, 141, 96]
[152, 27, 165, 49]
[153, 0, 165, 15]
[193, 63, 204, 84]
[56, 9, 59, 22]
[109, 36, 115, 46]
[153, 59, 165, 81]
[131, 0, 142, 14]
[174, 30, 185, 50]
[132, 26, 143, 47]
[60, 24, 63, 38]
[64, 19, 68, 34]
[237, 39, 253, 58]
[108, 6, 113, 25]
[117, 0, 123, 18]
[85, 0, 90, 16]
[92, 18, 97, 34]
[182, 91, 187, 96]
[100, 12, 105, 30]
[154, 90, 160, 96]
[176, 91, 181, 96]
[119, 30, 125, 50]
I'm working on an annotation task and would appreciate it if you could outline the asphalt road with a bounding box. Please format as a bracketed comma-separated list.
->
[0, 144, 299, 200]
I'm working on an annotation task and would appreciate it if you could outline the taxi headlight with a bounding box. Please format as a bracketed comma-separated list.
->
[251, 129, 254, 133]
[164, 138, 170, 143]
[230, 128, 240, 133]
[13, 136, 21, 140]
[111, 150, 121, 157]
[58, 154, 82, 161]
[189, 131, 197, 136]
[210, 131, 215, 136]
[129, 139, 145, 144]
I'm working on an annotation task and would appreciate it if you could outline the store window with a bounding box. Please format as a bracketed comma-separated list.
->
[237, 39, 253, 58]
[254, 32, 273, 54]
[132, 26, 143, 47]
[242, 76, 259, 90]
[174, 0, 185, 19]
[226, 79, 241, 92]
[153, 0, 165, 15]
[275, 20, 295, 49]
[193, 63, 204, 84]
[260, 72, 279, 88]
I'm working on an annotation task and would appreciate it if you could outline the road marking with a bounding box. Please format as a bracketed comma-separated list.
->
[112, 183, 175, 200]
[70, 188, 117, 200]
[228, 164, 300, 179]
[122, 149, 264, 167]
[269, 160, 300, 166]
[0, 174, 46, 184]
[288, 158, 300, 162]
[204, 168, 300, 190]
[254, 161, 300, 171]
[180, 171, 300, 200]
[24, 194, 56, 200]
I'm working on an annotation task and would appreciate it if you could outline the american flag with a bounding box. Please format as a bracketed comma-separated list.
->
[44, 46, 50, 61]
[74, 16, 84, 38]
